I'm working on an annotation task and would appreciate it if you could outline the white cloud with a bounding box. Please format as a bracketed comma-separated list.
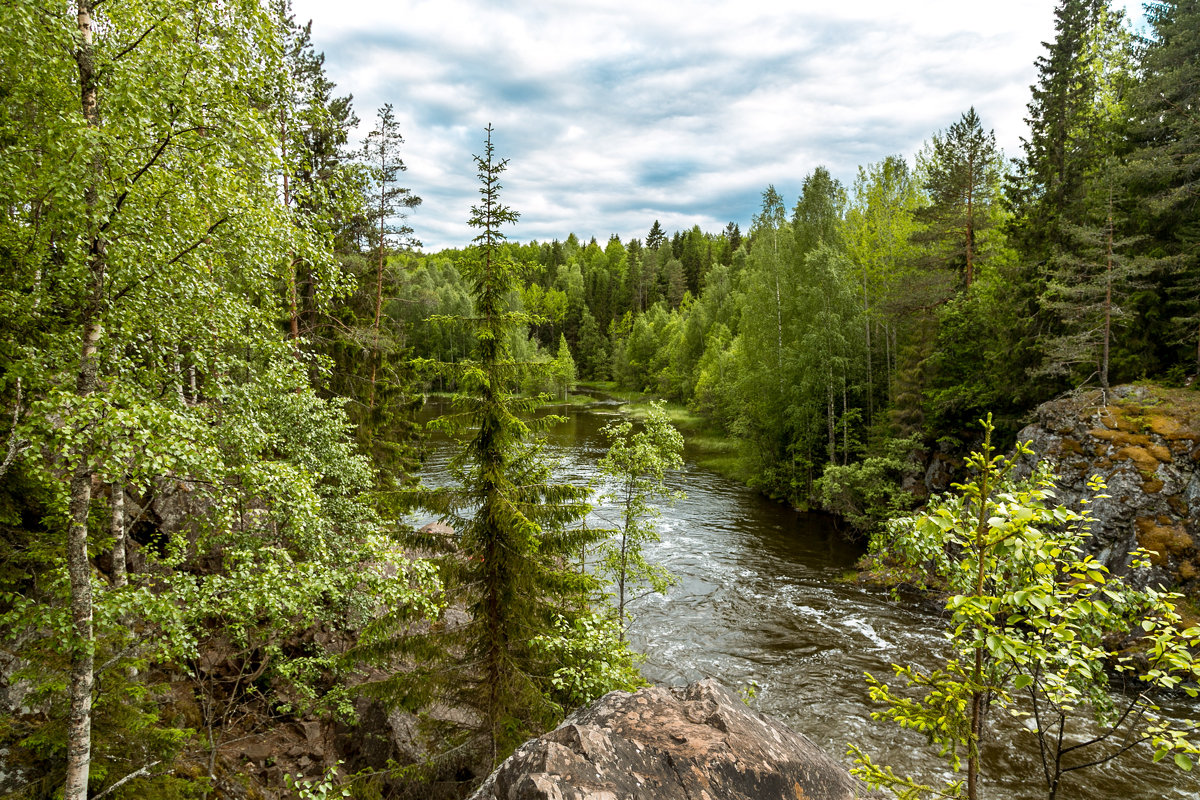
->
[290, 0, 1147, 250]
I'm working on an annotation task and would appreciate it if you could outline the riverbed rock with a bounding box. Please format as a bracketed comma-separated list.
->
[1017, 384, 1200, 591]
[469, 679, 878, 800]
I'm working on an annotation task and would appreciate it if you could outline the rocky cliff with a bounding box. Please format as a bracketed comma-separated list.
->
[1018, 384, 1200, 592]
[469, 679, 877, 800]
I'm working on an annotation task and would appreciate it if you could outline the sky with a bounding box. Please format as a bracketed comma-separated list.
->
[290, 0, 1148, 252]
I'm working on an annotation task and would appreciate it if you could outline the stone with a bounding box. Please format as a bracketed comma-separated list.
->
[469, 679, 879, 800]
[1017, 385, 1200, 591]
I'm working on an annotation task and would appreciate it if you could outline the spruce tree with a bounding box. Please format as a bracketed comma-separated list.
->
[358, 127, 605, 768]
[1010, 0, 1130, 265]
[1125, 0, 1200, 371]
[646, 219, 666, 250]
[1011, 0, 1135, 387]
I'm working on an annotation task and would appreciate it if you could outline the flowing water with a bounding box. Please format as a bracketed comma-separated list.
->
[417, 395, 1199, 799]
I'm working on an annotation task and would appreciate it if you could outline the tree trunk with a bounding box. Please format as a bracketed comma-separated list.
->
[862, 270, 873, 428]
[827, 370, 836, 465]
[66, 4, 104, 796]
[1101, 195, 1113, 392]
[111, 482, 127, 588]
[66, 465, 96, 800]
[965, 163, 975, 290]
[368, 156, 388, 409]
[842, 380, 849, 465]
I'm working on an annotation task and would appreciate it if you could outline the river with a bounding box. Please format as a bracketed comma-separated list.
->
[417, 395, 1200, 799]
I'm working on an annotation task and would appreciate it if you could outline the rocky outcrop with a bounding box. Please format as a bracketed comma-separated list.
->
[1018, 384, 1200, 591]
[469, 679, 877, 800]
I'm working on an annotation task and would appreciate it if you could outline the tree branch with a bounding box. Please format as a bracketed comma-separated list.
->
[91, 761, 161, 800]
[105, 14, 169, 65]
[110, 216, 229, 304]
[0, 378, 30, 482]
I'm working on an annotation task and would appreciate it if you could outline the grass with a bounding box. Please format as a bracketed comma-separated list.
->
[591, 389, 754, 484]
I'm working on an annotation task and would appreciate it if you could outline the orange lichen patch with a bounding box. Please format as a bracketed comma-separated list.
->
[1144, 477, 1166, 493]
[1098, 407, 1129, 431]
[1136, 517, 1193, 566]
[1147, 413, 1183, 436]
[1149, 443, 1173, 462]
[1146, 413, 1198, 440]
[1158, 514, 1174, 525]
[1180, 560, 1198, 581]
[1168, 495, 1188, 515]
[1089, 428, 1153, 447]
[1058, 438, 1084, 455]
[1114, 446, 1163, 474]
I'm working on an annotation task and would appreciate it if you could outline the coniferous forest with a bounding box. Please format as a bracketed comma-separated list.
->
[2, 1, 1200, 799]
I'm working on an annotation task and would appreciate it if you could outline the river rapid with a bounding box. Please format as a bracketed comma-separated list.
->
[417, 395, 1199, 799]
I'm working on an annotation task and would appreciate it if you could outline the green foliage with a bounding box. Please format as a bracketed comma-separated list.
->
[595, 401, 684, 636]
[1124, 0, 1200, 372]
[0, 3, 439, 795]
[531, 613, 644, 709]
[816, 436, 920, 534]
[286, 761, 351, 800]
[551, 334, 577, 401]
[855, 417, 1200, 800]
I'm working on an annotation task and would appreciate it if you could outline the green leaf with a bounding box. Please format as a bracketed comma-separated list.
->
[1013, 674, 1033, 691]
[1175, 753, 1193, 771]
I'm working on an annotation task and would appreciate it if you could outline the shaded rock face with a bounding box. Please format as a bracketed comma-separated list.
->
[470, 679, 876, 800]
[1018, 384, 1200, 590]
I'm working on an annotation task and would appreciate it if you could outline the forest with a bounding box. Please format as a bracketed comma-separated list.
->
[1, 0, 1199, 798]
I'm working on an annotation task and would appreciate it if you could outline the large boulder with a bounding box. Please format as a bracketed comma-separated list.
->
[1017, 384, 1200, 591]
[470, 679, 876, 800]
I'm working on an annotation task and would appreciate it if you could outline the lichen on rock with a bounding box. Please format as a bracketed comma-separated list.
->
[1017, 384, 1200, 593]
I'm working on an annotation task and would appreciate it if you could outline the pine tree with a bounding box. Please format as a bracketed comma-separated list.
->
[362, 104, 421, 409]
[916, 108, 1004, 291]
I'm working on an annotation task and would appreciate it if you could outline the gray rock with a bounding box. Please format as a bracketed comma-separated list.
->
[1016, 386, 1200, 590]
[470, 679, 878, 800]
